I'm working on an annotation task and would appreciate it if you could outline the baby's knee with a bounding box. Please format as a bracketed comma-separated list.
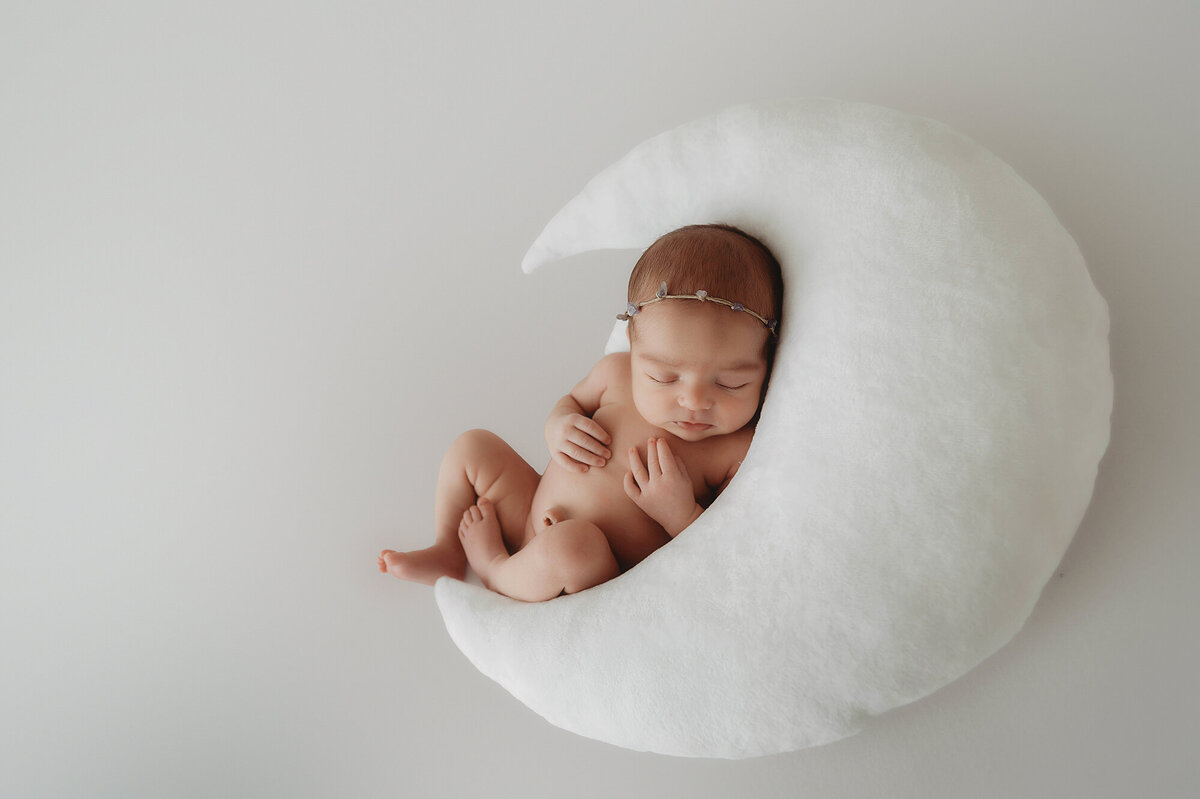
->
[452, 428, 503, 456]
[447, 428, 513, 472]
[542, 521, 619, 594]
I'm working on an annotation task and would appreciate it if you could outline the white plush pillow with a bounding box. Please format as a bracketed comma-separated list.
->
[435, 99, 1112, 758]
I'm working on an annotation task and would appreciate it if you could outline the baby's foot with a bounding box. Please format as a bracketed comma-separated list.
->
[378, 543, 466, 585]
[458, 497, 508, 588]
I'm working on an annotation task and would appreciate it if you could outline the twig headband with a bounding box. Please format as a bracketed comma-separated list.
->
[617, 282, 779, 336]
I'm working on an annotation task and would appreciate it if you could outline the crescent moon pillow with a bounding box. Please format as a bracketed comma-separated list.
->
[434, 99, 1112, 758]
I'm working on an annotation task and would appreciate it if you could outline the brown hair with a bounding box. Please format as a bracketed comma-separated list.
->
[627, 223, 784, 352]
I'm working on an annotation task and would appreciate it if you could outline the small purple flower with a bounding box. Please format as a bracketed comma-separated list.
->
[656, 282, 668, 298]
[732, 303, 744, 312]
[696, 290, 708, 301]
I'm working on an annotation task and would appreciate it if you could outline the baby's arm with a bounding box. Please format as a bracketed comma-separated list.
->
[545, 353, 623, 472]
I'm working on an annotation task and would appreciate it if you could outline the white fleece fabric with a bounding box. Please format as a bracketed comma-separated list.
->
[434, 99, 1112, 758]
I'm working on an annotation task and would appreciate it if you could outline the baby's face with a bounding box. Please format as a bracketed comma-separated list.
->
[628, 301, 770, 441]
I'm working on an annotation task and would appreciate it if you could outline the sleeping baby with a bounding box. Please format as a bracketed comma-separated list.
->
[378, 223, 783, 601]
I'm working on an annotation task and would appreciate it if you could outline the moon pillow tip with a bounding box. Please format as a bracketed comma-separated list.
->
[441, 98, 1111, 758]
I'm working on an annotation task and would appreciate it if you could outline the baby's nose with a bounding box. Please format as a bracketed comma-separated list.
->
[678, 384, 713, 410]
[540, 506, 565, 528]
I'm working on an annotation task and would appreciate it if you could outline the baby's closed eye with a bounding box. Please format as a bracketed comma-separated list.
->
[646, 372, 748, 390]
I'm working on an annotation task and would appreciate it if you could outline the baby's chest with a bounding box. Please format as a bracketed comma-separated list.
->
[593, 403, 720, 497]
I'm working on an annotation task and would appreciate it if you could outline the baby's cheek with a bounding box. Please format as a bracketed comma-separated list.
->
[730, 397, 759, 426]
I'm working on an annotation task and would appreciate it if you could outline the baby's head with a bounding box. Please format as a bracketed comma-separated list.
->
[624, 224, 784, 441]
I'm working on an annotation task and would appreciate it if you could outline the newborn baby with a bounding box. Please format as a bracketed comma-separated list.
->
[379, 223, 783, 601]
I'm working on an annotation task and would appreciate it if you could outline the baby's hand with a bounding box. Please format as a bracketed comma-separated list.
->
[546, 412, 613, 472]
[624, 437, 703, 537]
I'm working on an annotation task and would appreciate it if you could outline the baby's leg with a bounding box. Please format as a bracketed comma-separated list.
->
[459, 506, 619, 602]
[379, 429, 539, 585]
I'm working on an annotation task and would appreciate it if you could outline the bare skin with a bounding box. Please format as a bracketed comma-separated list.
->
[377, 428, 541, 585]
[457, 498, 506, 579]
[379, 300, 770, 601]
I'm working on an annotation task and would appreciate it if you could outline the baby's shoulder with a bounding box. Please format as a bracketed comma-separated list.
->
[591, 352, 632, 391]
[594, 351, 630, 376]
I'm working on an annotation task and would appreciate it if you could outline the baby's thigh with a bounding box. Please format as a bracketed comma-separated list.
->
[454, 429, 539, 547]
[533, 519, 619, 594]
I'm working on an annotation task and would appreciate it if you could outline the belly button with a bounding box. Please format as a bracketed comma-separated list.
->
[541, 506, 564, 528]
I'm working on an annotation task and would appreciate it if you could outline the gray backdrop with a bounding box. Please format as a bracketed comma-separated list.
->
[2, 1, 1196, 797]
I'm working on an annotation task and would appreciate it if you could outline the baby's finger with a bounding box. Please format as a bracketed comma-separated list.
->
[552, 451, 589, 473]
[567, 429, 611, 462]
[575, 417, 612, 446]
[628, 446, 649, 487]
[563, 440, 606, 467]
[646, 437, 661, 476]
[655, 438, 677, 475]
[623, 472, 640, 500]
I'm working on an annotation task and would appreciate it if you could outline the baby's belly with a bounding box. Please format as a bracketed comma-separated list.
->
[530, 458, 670, 571]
